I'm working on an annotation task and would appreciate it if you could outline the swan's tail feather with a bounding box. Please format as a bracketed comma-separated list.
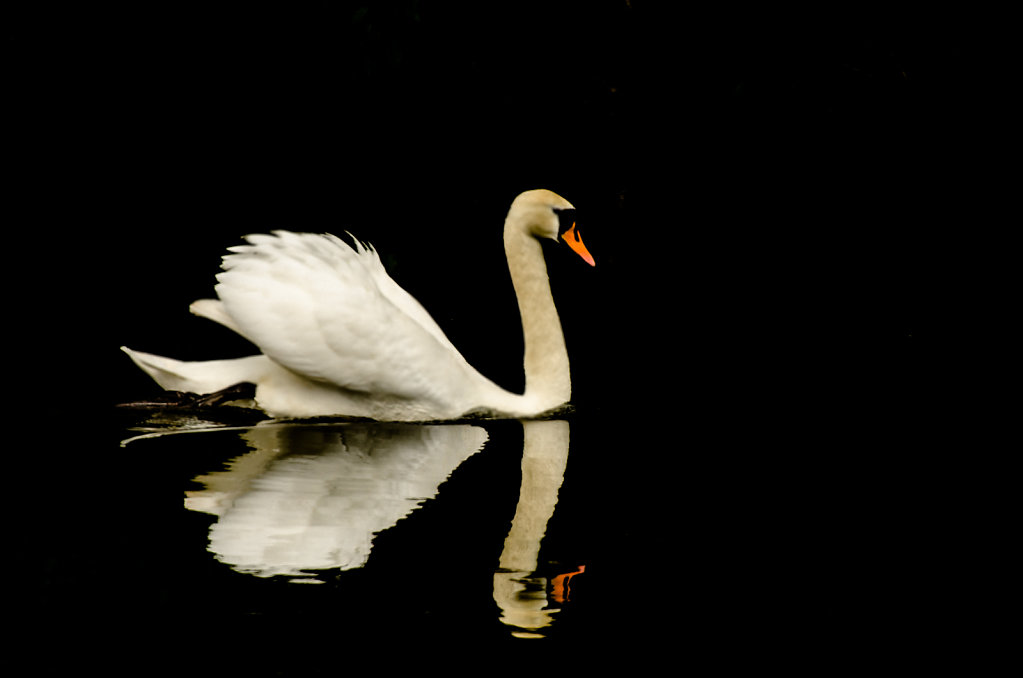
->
[121, 347, 268, 395]
[189, 298, 246, 337]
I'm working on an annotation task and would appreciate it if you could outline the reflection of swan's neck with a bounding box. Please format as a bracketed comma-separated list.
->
[494, 419, 571, 637]
[498, 420, 571, 572]
[504, 215, 570, 410]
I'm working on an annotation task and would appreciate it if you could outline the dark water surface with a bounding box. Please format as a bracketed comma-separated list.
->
[126, 416, 581, 641]
[36, 410, 675, 663]
[26, 394, 962, 671]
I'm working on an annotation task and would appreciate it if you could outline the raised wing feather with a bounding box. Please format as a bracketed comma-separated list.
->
[214, 231, 480, 409]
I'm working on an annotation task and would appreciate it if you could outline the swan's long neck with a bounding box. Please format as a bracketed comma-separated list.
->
[504, 215, 571, 411]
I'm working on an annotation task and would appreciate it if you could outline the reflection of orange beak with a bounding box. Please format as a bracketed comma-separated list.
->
[561, 222, 596, 266]
[551, 564, 586, 604]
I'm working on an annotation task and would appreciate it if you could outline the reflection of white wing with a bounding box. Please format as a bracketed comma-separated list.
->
[185, 423, 488, 578]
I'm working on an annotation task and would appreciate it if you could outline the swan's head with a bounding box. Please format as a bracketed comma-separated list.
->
[509, 189, 595, 266]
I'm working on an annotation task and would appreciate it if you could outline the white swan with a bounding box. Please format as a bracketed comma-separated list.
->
[121, 189, 594, 421]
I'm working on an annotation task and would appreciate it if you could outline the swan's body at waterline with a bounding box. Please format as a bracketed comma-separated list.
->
[122, 189, 593, 421]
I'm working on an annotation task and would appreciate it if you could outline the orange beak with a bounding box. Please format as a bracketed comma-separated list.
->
[560, 222, 595, 266]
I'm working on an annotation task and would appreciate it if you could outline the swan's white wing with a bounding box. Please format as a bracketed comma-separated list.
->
[345, 235, 465, 357]
[213, 231, 481, 410]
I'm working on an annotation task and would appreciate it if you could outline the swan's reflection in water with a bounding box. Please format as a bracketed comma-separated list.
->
[493, 419, 575, 637]
[181, 418, 576, 637]
[184, 423, 487, 577]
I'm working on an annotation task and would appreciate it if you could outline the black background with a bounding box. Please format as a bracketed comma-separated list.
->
[13, 0, 996, 664]
[12, 1, 987, 415]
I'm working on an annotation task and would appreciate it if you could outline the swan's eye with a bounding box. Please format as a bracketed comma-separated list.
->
[555, 208, 578, 237]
